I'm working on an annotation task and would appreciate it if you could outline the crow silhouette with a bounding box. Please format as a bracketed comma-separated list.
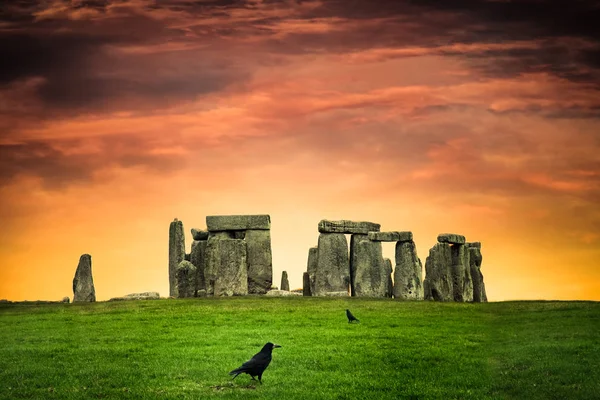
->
[229, 342, 281, 384]
[346, 309, 360, 323]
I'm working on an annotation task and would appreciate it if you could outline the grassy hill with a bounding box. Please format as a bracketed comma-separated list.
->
[0, 298, 598, 399]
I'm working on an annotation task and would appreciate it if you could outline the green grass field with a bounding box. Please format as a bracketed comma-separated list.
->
[1, 298, 598, 399]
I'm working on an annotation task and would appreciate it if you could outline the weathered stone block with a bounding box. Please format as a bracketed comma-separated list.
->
[109, 292, 161, 301]
[349, 234, 368, 296]
[206, 215, 270, 231]
[208, 238, 248, 296]
[368, 231, 413, 242]
[318, 220, 381, 234]
[315, 233, 349, 296]
[307, 247, 318, 295]
[280, 271, 290, 291]
[73, 254, 96, 302]
[303, 272, 311, 296]
[169, 218, 185, 297]
[384, 258, 393, 298]
[176, 260, 197, 298]
[351, 236, 388, 297]
[467, 242, 481, 249]
[394, 241, 424, 300]
[423, 243, 453, 301]
[437, 233, 466, 245]
[245, 229, 273, 294]
[191, 228, 209, 240]
[469, 245, 487, 302]
[451, 245, 473, 302]
[190, 240, 208, 292]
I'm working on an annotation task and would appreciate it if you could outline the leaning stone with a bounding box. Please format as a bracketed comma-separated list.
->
[208, 238, 248, 296]
[469, 245, 487, 302]
[169, 218, 186, 297]
[206, 215, 270, 231]
[281, 271, 290, 291]
[245, 229, 273, 294]
[303, 272, 311, 296]
[62, 296, 70, 303]
[368, 231, 413, 242]
[191, 228, 209, 241]
[437, 233, 466, 245]
[423, 243, 453, 301]
[318, 220, 381, 234]
[73, 254, 96, 302]
[352, 236, 388, 297]
[314, 233, 350, 296]
[190, 240, 207, 293]
[307, 247, 318, 295]
[176, 260, 197, 298]
[394, 241, 424, 300]
[323, 291, 349, 297]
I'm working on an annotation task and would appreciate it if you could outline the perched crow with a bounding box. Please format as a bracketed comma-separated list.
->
[229, 342, 281, 384]
[346, 309, 360, 323]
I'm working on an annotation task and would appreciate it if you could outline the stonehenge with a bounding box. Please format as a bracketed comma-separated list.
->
[73, 254, 96, 302]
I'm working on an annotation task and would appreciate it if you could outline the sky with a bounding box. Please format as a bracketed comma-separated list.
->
[1, 0, 599, 302]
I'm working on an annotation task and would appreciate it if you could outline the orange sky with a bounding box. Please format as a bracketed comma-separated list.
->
[1, 0, 599, 301]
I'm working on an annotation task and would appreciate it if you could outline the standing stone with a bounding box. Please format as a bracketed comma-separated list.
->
[190, 239, 208, 294]
[349, 234, 368, 296]
[393, 240, 424, 300]
[315, 233, 349, 296]
[245, 229, 273, 294]
[468, 243, 487, 302]
[318, 220, 381, 234]
[423, 243, 453, 301]
[307, 247, 318, 295]
[303, 272, 311, 296]
[176, 260, 197, 298]
[384, 258, 393, 298]
[281, 271, 290, 291]
[207, 238, 248, 296]
[169, 219, 185, 297]
[352, 238, 388, 297]
[204, 232, 231, 296]
[451, 244, 473, 302]
[73, 254, 96, 302]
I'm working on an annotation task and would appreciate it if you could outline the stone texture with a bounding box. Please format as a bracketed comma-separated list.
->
[281, 271, 290, 291]
[62, 296, 70, 303]
[191, 228, 209, 240]
[245, 229, 273, 294]
[393, 241, 424, 300]
[184, 253, 191, 262]
[190, 240, 208, 293]
[349, 234, 368, 296]
[467, 242, 481, 249]
[73, 254, 96, 302]
[318, 220, 381, 234]
[423, 243, 454, 301]
[109, 292, 161, 301]
[437, 233, 466, 245]
[169, 219, 185, 297]
[315, 233, 350, 296]
[266, 290, 302, 297]
[451, 244, 473, 302]
[206, 238, 248, 296]
[352, 238, 388, 297]
[384, 258, 393, 298]
[206, 214, 270, 231]
[368, 231, 413, 242]
[307, 247, 318, 295]
[176, 260, 197, 298]
[323, 291, 349, 297]
[303, 272, 311, 296]
[469, 245, 488, 302]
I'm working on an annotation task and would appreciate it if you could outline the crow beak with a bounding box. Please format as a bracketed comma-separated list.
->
[273, 344, 281, 348]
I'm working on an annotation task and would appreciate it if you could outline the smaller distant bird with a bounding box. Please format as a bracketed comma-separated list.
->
[229, 342, 281, 384]
[346, 309, 360, 323]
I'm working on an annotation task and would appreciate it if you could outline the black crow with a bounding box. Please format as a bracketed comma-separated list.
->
[346, 309, 360, 323]
[229, 342, 281, 384]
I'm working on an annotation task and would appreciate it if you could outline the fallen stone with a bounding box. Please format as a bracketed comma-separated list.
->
[191, 228, 209, 241]
[206, 215, 270, 231]
[176, 260, 197, 298]
[323, 291, 349, 297]
[109, 292, 161, 301]
[208, 238, 248, 296]
[245, 229, 273, 294]
[307, 247, 318, 295]
[423, 243, 453, 301]
[368, 231, 413, 242]
[190, 239, 208, 292]
[281, 271, 290, 291]
[318, 220, 381, 234]
[169, 218, 186, 297]
[303, 272, 311, 296]
[314, 233, 350, 296]
[73, 254, 96, 302]
[394, 241, 424, 300]
[469, 245, 487, 302]
[352, 236, 388, 297]
[437, 233, 466, 245]
[197, 289, 207, 297]
[265, 289, 302, 297]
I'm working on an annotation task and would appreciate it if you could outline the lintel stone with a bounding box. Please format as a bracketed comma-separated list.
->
[318, 219, 380, 234]
[206, 215, 271, 231]
[437, 233, 466, 245]
[368, 231, 413, 242]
